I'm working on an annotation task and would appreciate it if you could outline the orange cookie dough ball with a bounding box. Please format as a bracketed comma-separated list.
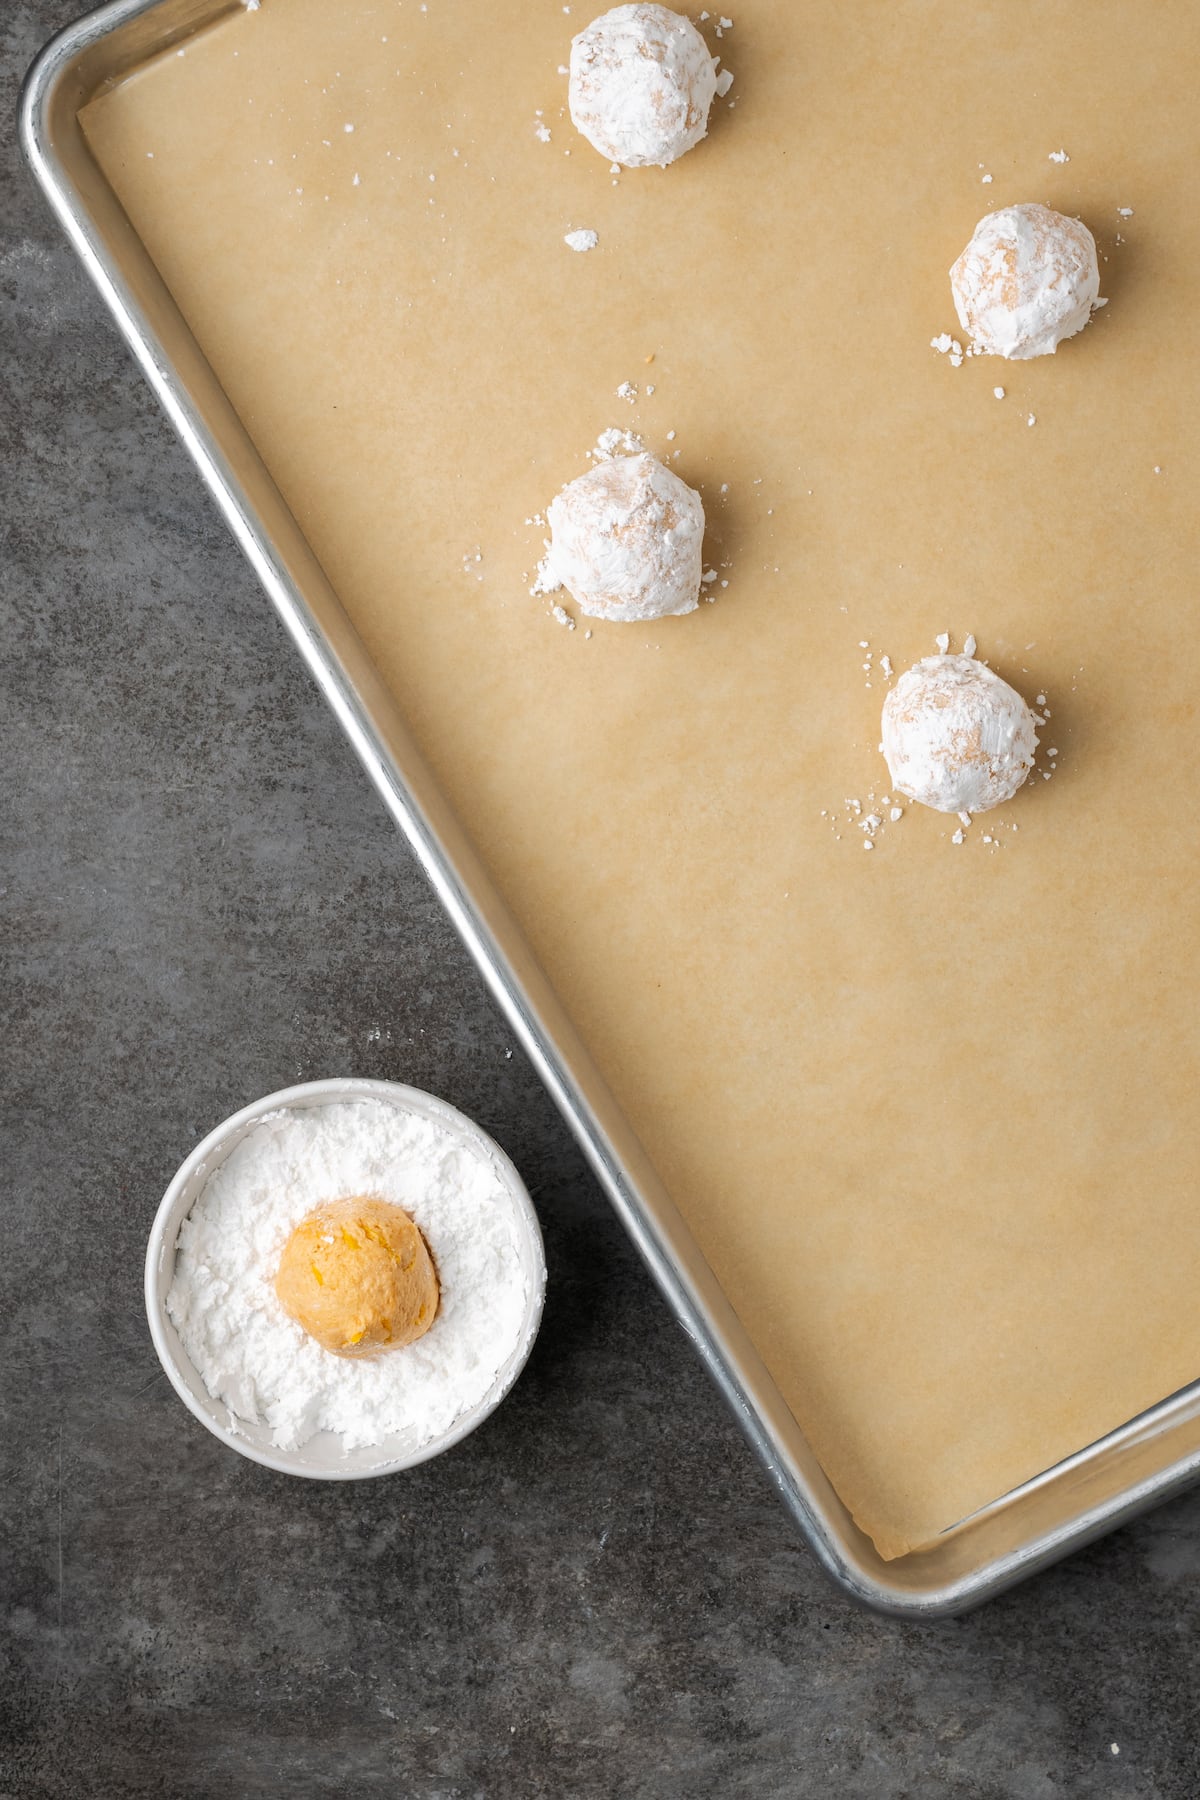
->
[275, 1196, 439, 1358]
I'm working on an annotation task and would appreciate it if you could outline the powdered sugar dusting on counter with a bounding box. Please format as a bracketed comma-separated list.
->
[166, 1099, 535, 1454]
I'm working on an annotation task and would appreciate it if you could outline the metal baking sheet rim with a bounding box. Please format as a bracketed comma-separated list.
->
[21, 0, 1200, 1617]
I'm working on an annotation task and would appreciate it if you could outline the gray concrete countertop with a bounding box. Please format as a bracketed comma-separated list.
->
[3, 6, 1200, 1795]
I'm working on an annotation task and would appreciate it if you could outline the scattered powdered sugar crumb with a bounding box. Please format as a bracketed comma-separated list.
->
[1118, 207, 1134, 217]
[551, 603, 576, 629]
[931, 331, 990, 367]
[935, 631, 950, 654]
[591, 426, 645, 460]
[856, 639, 900, 692]
[931, 332, 965, 368]
[963, 633, 977, 658]
[1048, 148, 1070, 163]
[616, 380, 638, 402]
[564, 228, 598, 252]
[993, 386, 1005, 400]
[821, 789, 909, 850]
[166, 1101, 533, 1453]
[981, 173, 993, 184]
[1027, 412, 1037, 427]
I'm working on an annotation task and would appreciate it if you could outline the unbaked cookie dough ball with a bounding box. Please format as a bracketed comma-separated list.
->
[569, 3, 719, 168]
[881, 655, 1039, 814]
[275, 1196, 439, 1358]
[546, 451, 705, 622]
[950, 203, 1101, 359]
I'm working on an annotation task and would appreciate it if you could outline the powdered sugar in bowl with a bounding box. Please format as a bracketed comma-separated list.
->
[145, 1079, 546, 1478]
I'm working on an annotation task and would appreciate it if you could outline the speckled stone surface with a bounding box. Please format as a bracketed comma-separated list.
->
[4, 6, 1200, 1796]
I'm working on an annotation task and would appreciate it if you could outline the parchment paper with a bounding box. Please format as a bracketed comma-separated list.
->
[83, 0, 1200, 1558]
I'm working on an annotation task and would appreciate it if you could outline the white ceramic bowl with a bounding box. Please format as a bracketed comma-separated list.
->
[145, 1078, 546, 1478]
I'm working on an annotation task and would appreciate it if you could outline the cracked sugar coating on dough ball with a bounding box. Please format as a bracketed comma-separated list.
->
[546, 452, 705, 623]
[881, 655, 1039, 815]
[951, 203, 1101, 359]
[569, 3, 719, 168]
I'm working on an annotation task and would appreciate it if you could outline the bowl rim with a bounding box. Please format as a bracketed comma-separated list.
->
[144, 1076, 547, 1478]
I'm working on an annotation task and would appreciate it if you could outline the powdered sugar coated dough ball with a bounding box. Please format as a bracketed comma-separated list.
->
[569, 4, 718, 168]
[950, 203, 1100, 360]
[881, 655, 1039, 815]
[546, 452, 705, 622]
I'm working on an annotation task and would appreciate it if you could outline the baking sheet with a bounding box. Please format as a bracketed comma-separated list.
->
[79, 0, 1200, 1559]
